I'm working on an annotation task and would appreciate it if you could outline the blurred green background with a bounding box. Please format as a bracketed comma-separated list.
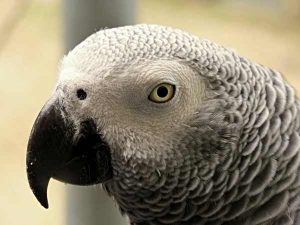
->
[0, 0, 299, 224]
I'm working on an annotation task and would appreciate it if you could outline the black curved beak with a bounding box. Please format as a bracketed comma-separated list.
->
[26, 97, 113, 209]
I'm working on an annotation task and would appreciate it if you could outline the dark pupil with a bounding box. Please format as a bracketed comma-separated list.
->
[77, 89, 87, 100]
[157, 86, 169, 98]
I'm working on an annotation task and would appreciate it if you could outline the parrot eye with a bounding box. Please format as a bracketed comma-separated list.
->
[77, 89, 87, 100]
[148, 83, 175, 103]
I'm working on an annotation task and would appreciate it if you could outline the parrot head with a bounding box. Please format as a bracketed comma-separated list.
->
[27, 24, 239, 204]
[27, 24, 284, 224]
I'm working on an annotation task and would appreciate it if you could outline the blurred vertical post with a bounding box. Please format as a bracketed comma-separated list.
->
[62, 1, 136, 225]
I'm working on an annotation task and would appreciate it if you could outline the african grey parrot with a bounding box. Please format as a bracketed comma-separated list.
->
[26, 24, 300, 225]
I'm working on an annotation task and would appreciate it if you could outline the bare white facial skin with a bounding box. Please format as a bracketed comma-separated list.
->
[57, 59, 205, 152]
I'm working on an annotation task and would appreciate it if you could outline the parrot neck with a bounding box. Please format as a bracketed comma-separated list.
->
[103, 145, 300, 225]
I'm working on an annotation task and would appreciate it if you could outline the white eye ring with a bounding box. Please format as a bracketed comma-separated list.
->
[148, 83, 175, 103]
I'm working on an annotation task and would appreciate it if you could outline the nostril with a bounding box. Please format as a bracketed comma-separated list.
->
[76, 89, 87, 100]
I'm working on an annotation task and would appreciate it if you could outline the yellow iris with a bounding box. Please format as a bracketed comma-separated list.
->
[149, 83, 175, 103]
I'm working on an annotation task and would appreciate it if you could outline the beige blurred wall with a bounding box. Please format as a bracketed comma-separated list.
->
[282, 0, 300, 17]
[0, 0, 299, 225]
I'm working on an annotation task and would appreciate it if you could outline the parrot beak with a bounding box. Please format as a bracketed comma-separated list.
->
[26, 96, 113, 209]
